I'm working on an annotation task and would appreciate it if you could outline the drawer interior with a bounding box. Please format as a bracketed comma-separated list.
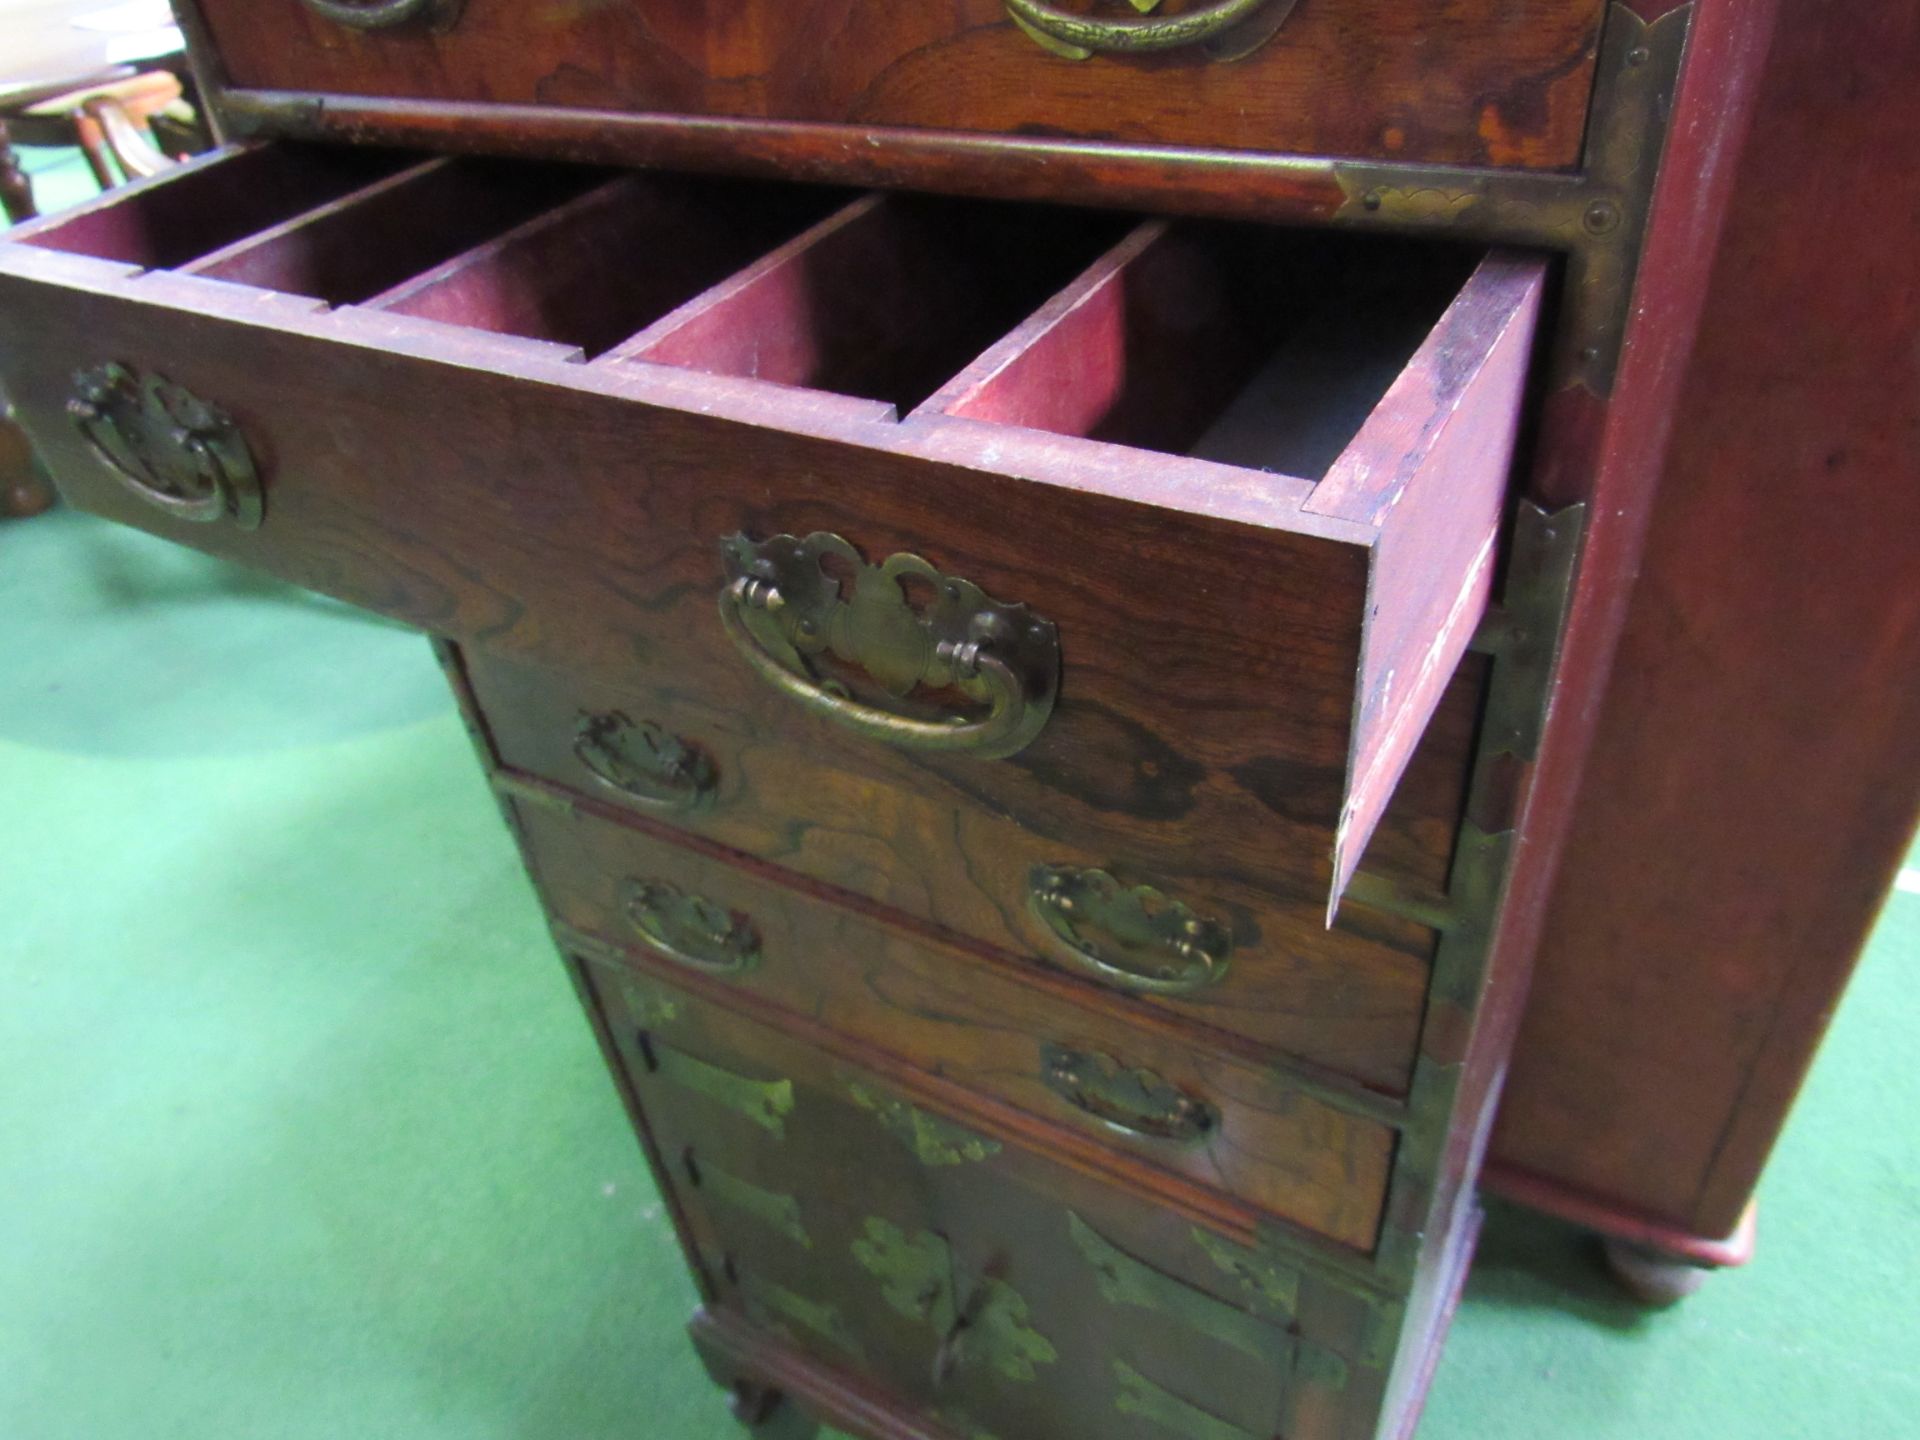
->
[921, 221, 1481, 482]
[5, 142, 1544, 909]
[15, 142, 1502, 468]
[13, 144, 415, 270]
[607, 192, 1133, 411]
[366, 172, 854, 359]
[175, 156, 610, 306]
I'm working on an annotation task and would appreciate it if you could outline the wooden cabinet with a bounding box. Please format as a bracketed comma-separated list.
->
[187, 0, 1606, 170]
[592, 967, 1384, 1440]
[0, 131, 1543, 1435]
[10, 0, 1905, 1434]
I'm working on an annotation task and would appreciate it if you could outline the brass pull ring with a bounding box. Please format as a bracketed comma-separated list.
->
[574, 710, 718, 812]
[718, 533, 1059, 761]
[67, 362, 263, 529]
[1028, 865, 1232, 996]
[1040, 1043, 1218, 1145]
[1004, 0, 1299, 60]
[623, 879, 761, 976]
[299, 0, 462, 31]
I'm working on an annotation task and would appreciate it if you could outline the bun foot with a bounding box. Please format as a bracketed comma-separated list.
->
[728, 1380, 819, 1439]
[2, 419, 52, 518]
[1603, 1238, 1714, 1305]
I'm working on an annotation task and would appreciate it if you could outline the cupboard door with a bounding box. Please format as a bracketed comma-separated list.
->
[588, 961, 1383, 1440]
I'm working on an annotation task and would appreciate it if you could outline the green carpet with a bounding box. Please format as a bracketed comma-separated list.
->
[4, 161, 1917, 1436]
[5, 507, 1915, 1440]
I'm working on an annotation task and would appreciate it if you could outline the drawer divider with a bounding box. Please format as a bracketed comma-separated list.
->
[362, 172, 854, 360]
[173, 155, 608, 306]
[600, 190, 1135, 416]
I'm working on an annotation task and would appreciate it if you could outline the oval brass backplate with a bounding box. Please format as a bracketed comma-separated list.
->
[67, 362, 263, 528]
[575, 710, 718, 812]
[1039, 1042, 1218, 1145]
[299, 0, 463, 31]
[623, 878, 760, 976]
[1028, 865, 1233, 995]
[1004, 0, 1299, 61]
[719, 531, 1060, 760]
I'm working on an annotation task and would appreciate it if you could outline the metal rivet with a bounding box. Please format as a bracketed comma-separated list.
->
[1627, 44, 1650, 66]
[1583, 200, 1621, 235]
[1361, 188, 1383, 212]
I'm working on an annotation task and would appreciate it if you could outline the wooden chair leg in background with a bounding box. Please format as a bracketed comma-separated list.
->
[0, 118, 33, 222]
[2, 415, 54, 518]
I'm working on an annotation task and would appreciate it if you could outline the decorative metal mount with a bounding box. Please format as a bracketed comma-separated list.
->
[1188, 1227, 1302, 1320]
[1327, 2, 1691, 394]
[719, 532, 1060, 760]
[847, 1082, 1002, 1167]
[696, 1156, 814, 1251]
[1068, 1213, 1283, 1364]
[740, 1277, 867, 1362]
[1471, 501, 1589, 763]
[67, 362, 262, 528]
[1114, 1360, 1261, 1440]
[648, 1043, 794, 1139]
[853, 1219, 957, 1330]
[851, 1219, 1057, 1385]
[1028, 864, 1232, 995]
[1004, 0, 1299, 62]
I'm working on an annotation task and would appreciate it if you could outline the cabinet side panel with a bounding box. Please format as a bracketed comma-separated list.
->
[1493, 0, 1920, 1238]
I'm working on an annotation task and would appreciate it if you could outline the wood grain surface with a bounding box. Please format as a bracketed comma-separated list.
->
[466, 645, 1488, 1094]
[1490, 0, 1920, 1244]
[594, 965, 1400, 1439]
[0, 150, 1526, 925]
[192, 0, 1605, 170]
[519, 792, 1397, 1251]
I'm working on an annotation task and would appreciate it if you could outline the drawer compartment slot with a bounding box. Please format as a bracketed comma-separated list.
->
[923, 220, 1477, 481]
[365, 173, 853, 359]
[607, 192, 1134, 414]
[176, 155, 607, 305]
[926, 219, 1543, 899]
[9, 143, 414, 270]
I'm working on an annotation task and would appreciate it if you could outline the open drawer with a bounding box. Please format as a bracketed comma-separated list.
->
[0, 143, 1543, 930]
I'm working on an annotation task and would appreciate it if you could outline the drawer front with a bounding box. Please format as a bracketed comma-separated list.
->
[521, 794, 1396, 1253]
[589, 961, 1397, 1440]
[468, 644, 1481, 1092]
[192, 0, 1604, 172]
[1, 146, 1538, 929]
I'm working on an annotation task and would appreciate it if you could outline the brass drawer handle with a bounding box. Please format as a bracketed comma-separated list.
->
[575, 710, 718, 812]
[1040, 1043, 1217, 1145]
[718, 532, 1059, 761]
[299, 0, 463, 31]
[1005, 0, 1299, 61]
[623, 879, 761, 976]
[67, 363, 262, 529]
[1028, 865, 1232, 996]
